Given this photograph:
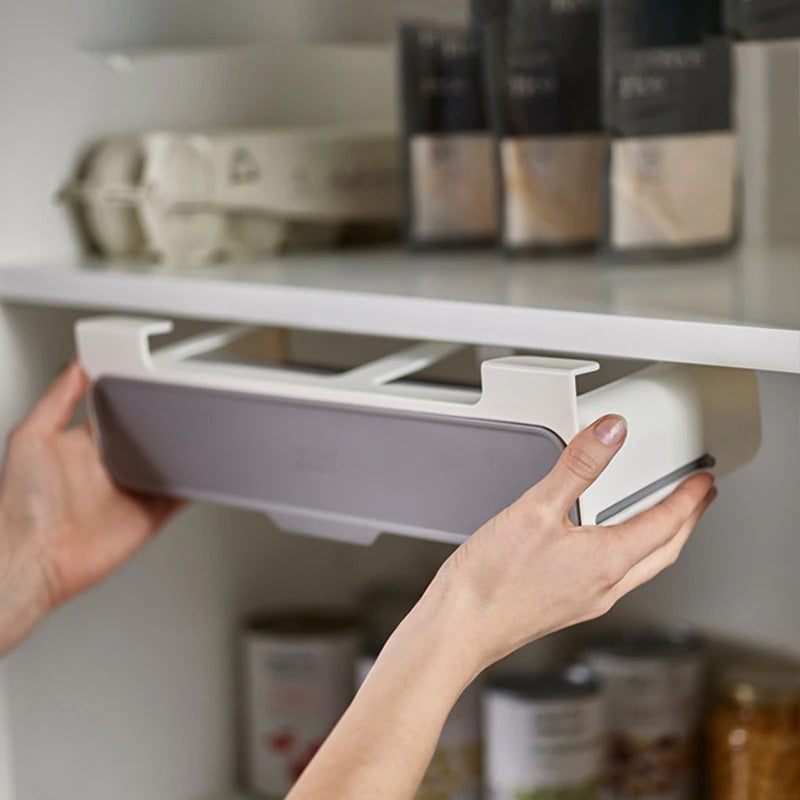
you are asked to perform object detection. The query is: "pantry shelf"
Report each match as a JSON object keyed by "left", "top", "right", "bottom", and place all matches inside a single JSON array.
[
  {"left": 83, "top": 37, "right": 392, "bottom": 73},
  {"left": 1, "top": 245, "right": 799, "bottom": 374}
]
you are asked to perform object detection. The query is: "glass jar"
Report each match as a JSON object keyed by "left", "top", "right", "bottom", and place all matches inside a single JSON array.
[{"left": 709, "top": 665, "right": 800, "bottom": 800}]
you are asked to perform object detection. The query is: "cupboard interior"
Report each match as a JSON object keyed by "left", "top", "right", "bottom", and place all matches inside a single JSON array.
[
  {"left": 1, "top": 306, "right": 799, "bottom": 800},
  {"left": 1, "top": 1, "right": 799, "bottom": 798}
]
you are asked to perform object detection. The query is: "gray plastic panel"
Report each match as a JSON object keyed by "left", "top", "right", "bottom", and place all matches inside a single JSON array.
[{"left": 93, "top": 377, "right": 569, "bottom": 542}]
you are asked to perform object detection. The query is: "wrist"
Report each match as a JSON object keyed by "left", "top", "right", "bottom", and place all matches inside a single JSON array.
[
  {"left": 388, "top": 568, "right": 489, "bottom": 700},
  {"left": 0, "top": 504, "right": 52, "bottom": 657}
]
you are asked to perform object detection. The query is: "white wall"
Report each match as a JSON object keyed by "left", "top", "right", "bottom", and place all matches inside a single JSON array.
[{"left": 736, "top": 42, "right": 800, "bottom": 243}]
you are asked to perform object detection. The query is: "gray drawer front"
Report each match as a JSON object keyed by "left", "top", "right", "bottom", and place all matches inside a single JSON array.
[{"left": 93, "top": 377, "right": 569, "bottom": 540}]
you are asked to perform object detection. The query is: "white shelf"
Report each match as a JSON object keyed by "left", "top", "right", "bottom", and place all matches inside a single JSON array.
[
  {"left": 1, "top": 246, "right": 799, "bottom": 374},
  {"left": 83, "top": 38, "right": 392, "bottom": 73}
]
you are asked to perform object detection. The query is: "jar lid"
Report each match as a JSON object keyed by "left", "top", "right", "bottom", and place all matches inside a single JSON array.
[
  {"left": 244, "top": 611, "right": 358, "bottom": 638},
  {"left": 721, "top": 664, "right": 800, "bottom": 707},
  {"left": 490, "top": 665, "right": 601, "bottom": 701},
  {"left": 586, "top": 627, "right": 703, "bottom": 660}
]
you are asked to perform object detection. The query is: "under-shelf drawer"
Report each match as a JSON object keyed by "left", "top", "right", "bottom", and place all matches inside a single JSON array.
[{"left": 76, "top": 317, "right": 762, "bottom": 545}]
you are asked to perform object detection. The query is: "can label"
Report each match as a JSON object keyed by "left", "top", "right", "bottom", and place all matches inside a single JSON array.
[
  {"left": 243, "top": 632, "right": 358, "bottom": 797},
  {"left": 485, "top": 692, "right": 605, "bottom": 799},
  {"left": 358, "top": 656, "right": 482, "bottom": 800},
  {"left": 587, "top": 654, "right": 703, "bottom": 800}
]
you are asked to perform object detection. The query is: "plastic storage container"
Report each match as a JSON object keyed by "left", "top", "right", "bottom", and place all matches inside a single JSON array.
[{"left": 75, "top": 316, "right": 761, "bottom": 546}]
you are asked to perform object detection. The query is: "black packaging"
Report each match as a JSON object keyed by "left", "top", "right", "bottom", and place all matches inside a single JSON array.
[
  {"left": 471, "top": 0, "right": 511, "bottom": 26},
  {"left": 602, "top": 0, "right": 738, "bottom": 258},
  {"left": 485, "top": 0, "right": 604, "bottom": 252},
  {"left": 724, "top": 0, "right": 800, "bottom": 40},
  {"left": 400, "top": 25, "right": 499, "bottom": 248}
]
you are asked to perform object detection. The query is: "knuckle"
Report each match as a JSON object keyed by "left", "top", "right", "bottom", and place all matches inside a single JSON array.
[
  {"left": 597, "top": 564, "right": 620, "bottom": 590},
  {"left": 562, "top": 446, "right": 600, "bottom": 482},
  {"left": 510, "top": 495, "right": 552, "bottom": 531},
  {"left": 649, "top": 506, "right": 681, "bottom": 544},
  {"left": 595, "top": 547, "right": 627, "bottom": 589},
  {"left": 588, "top": 592, "right": 618, "bottom": 621},
  {"left": 605, "top": 585, "right": 624, "bottom": 613},
  {"left": 666, "top": 542, "right": 684, "bottom": 568}
]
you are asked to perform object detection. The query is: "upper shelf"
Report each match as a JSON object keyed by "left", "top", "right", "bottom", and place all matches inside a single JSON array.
[{"left": 1, "top": 246, "right": 799, "bottom": 374}]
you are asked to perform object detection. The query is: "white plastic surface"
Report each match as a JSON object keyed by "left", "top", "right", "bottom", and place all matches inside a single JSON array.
[
  {"left": 577, "top": 365, "right": 761, "bottom": 525},
  {"left": 4, "top": 244, "right": 800, "bottom": 374},
  {"left": 76, "top": 317, "right": 761, "bottom": 537},
  {"left": 76, "top": 317, "right": 599, "bottom": 446}
]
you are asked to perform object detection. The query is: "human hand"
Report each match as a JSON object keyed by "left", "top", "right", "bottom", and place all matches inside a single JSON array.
[
  {"left": 428, "top": 415, "right": 717, "bottom": 678},
  {"left": 0, "top": 362, "right": 182, "bottom": 656},
  {"left": 286, "top": 418, "right": 716, "bottom": 800}
]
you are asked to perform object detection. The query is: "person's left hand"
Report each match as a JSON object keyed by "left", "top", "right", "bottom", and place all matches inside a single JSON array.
[{"left": 0, "top": 362, "right": 182, "bottom": 655}]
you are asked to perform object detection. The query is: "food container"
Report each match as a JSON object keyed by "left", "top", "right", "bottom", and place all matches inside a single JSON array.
[
  {"left": 471, "top": 0, "right": 509, "bottom": 27},
  {"left": 724, "top": 0, "right": 800, "bottom": 40},
  {"left": 64, "top": 123, "right": 401, "bottom": 264},
  {"left": 484, "top": 666, "right": 605, "bottom": 800},
  {"left": 241, "top": 614, "right": 359, "bottom": 798},
  {"left": 586, "top": 630, "right": 705, "bottom": 799},
  {"left": 400, "top": 24, "right": 499, "bottom": 248},
  {"left": 709, "top": 664, "right": 800, "bottom": 799},
  {"left": 601, "top": 0, "right": 738, "bottom": 260},
  {"left": 484, "top": 0, "right": 604, "bottom": 253}
]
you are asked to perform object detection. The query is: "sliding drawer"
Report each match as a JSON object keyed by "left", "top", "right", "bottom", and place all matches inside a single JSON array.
[{"left": 76, "top": 317, "right": 761, "bottom": 545}]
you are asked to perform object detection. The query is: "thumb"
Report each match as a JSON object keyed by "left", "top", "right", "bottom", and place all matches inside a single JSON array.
[
  {"left": 22, "top": 361, "right": 88, "bottom": 436},
  {"left": 526, "top": 415, "right": 628, "bottom": 518}
]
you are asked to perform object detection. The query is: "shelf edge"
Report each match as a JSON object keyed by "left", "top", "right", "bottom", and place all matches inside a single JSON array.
[{"left": 1, "top": 268, "right": 799, "bottom": 375}]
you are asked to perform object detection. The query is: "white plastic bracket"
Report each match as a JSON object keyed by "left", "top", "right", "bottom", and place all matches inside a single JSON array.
[
  {"left": 76, "top": 316, "right": 600, "bottom": 444},
  {"left": 76, "top": 316, "right": 173, "bottom": 381},
  {"left": 477, "top": 357, "right": 599, "bottom": 443},
  {"left": 334, "top": 341, "right": 465, "bottom": 388}
]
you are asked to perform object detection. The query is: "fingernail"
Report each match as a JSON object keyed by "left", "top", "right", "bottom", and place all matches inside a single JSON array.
[{"left": 595, "top": 416, "right": 627, "bottom": 447}]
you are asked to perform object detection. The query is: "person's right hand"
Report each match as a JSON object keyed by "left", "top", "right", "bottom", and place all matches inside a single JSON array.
[
  {"left": 429, "top": 414, "right": 717, "bottom": 676},
  {"left": 287, "top": 415, "right": 716, "bottom": 800}
]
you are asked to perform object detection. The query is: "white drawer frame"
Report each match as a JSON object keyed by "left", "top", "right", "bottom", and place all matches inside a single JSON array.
[{"left": 76, "top": 316, "right": 762, "bottom": 544}]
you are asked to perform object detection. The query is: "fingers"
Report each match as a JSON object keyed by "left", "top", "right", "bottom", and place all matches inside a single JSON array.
[
  {"left": 608, "top": 472, "right": 715, "bottom": 564},
  {"left": 528, "top": 415, "right": 628, "bottom": 516},
  {"left": 22, "top": 361, "right": 88, "bottom": 437},
  {"left": 612, "top": 485, "right": 717, "bottom": 599}
]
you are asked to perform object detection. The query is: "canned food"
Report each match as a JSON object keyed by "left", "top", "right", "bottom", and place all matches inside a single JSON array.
[
  {"left": 484, "top": 665, "right": 605, "bottom": 800},
  {"left": 709, "top": 663, "right": 800, "bottom": 800},
  {"left": 357, "top": 653, "right": 482, "bottom": 800},
  {"left": 586, "top": 630, "right": 704, "bottom": 799},
  {"left": 241, "top": 614, "right": 359, "bottom": 798}
]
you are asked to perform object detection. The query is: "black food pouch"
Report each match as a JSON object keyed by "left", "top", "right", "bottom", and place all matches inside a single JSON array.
[
  {"left": 485, "top": 0, "right": 604, "bottom": 252},
  {"left": 602, "top": 0, "right": 738, "bottom": 259},
  {"left": 724, "top": 0, "right": 800, "bottom": 40},
  {"left": 471, "top": 0, "right": 511, "bottom": 26},
  {"left": 400, "top": 25, "right": 499, "bottom": 248}
]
